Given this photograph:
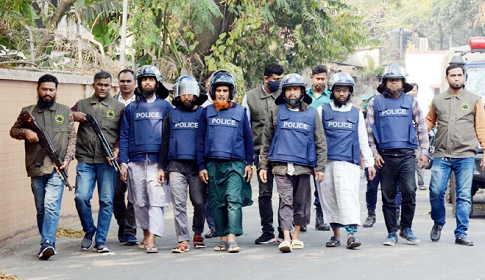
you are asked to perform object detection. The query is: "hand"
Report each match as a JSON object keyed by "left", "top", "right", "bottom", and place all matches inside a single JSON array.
[
  {"left": 244, "top": 165, "right": 253, "bottom": 182},
  {"left": 199, "top": 169, "right": 209, "bottom": 184},
  {"left": 107, "top": 148, "right": 119, "bottom": 166},
  {"left": 367, "top": 166, "right": 377, "bottom": 180},
  {"left": 157, "top": 169, "right": 166, "bottom": 183},
  {"left": 55, "top": 160, "right": 70, "bottom": 173},
  {"left": 25, "top": 129, "right": 39, "bottom": 143},
  {"left": 418, "top": 155, "right": 428, "bottom": 169},
  {"left": 315, "top": 171, "right": 325, "bottom": 183},
  {"left": 374, "top": 153, "right": 385, "bottom": 169},
  {"left": 481, "top": 154, "right": 485, "bottom": 171},
  {"left": 72, "top": 111, "right": 86, "bottom": 122},
  {"left": 120, "top": 164, "right": 128, "bottom": 183},
  {"left": 259, "top": 169, "right": 267, "bottom": 183}
]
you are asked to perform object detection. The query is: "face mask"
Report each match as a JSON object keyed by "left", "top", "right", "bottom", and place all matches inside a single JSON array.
[{"left": 267, "top": 81, "right": 280, "bottom": 93}]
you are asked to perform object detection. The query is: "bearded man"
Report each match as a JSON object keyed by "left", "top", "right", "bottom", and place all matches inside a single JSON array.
[{"left": 119, "top": 65, "right": 173, "bottom": 253}]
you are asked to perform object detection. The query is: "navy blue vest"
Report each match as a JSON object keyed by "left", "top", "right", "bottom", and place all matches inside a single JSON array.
[
  {"left": 168, "top": 107, "right": 203, "bottom": 161},
  {"left": 268, "top": 104, "right": 317, "bottom": 167},
  {"left": 204, "top": 104, "right": 246, "bottom": 161},
  {"left": 129, "top": 99, "right": 171, "bottom": 155},
  {"left": 322, "top": 104, "right": 360, "bottom": 165},
  {"left": 372, "top": 93, "right": 417, "bottom": 150}
]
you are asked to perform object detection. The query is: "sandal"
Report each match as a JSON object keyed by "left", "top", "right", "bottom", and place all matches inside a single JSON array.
[
  {"left": 146, "top": 246, "right": 158, "bottom": 253},
  {"left": 326, "top": 236, "right": 341, "bottom": 247},
  {"left": 291, "top": 240, "right": 304, "bottom": 250},
  {"left": 193, "top": 234, "right": 206, "bottom": 249},
  {"left": 228, "top": 241, "right": 240, "bottom": 253},
  {"left": 138, "top": 242, "right": 148, "bottom": 249},
  {"left": 278, "top": 240, "right": 292, "bottom": 253},
  {"left": 346, "top": 236, "right": 361, "bottom": 249},
  {"left": 172, "top": 242, "right": 190, "bottom": 253},
  {"left": 214, "top": 240, "right": 228, "bottom": 251}
]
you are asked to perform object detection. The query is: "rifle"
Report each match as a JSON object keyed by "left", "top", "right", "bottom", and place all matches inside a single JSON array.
[
  {"left": 20, "top": 110, "right": 73, "bottom": 191},
  {"left": 85, "top": 113, "right": 121, "bottom": 173}
]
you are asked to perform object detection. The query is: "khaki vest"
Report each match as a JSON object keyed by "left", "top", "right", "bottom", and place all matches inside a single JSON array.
[
  {"left": 433, "top": 88, "right": 480, "bottom": 158},
  {"left": 23, "top": 103, "right": 71, "bottom": 177},
  {"left": 246, "top": 86, "right": 279, "bottom": 153},
  {"left": 75, "top": 94, "right": 124, "bottom": 163}
]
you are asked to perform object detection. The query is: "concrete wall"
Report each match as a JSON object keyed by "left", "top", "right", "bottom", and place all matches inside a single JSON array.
[{"left": 0, "top": 68, "right": 118, "bottom": 247}]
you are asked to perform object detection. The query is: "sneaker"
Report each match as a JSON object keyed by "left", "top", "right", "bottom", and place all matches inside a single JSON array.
[
  {"left": 204, "top": 229, "right": 217, "bottom": 239},
  {"left": 93, "top": 244, "right": 110, "bottom": 253},
  {"left": 383, "top": 232, "right": 398, "bottom": 246},
  {"left": 118, "top": 227, "right": 126, "bottom": 243},
  {"left": 455, "top": 235, "right": 474, "bottom": 246},
  {"left": 363, "top": 210, "right": 376, "bottom": 228},
  {"left": 255, "top": 232, "right": 276, "bottom": 244},
  {"left": 300, "top": 225, "right": 307, "bottom": 232},
  {"left": 81, "top": 228, "right": 96, "bottom": 250},
  {"left": 430, "top": 225, "right": 443, "bottom": 242},
  {"left": 125, "top": 234, "right": 138, "bottom": 246},
  {"left": 399, "top": 228, "right": 420, "bottom": 244},
  {"left": 38, "top": 243, "right": 56, "bottom": 260}
]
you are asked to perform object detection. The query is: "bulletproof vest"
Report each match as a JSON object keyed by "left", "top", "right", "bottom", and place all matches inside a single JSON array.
[
  {"left": 76, "top": 94, "right": 124, "bottom": 163},
  {"left": 168, "top": 107, "right": 203, "bottom": 160},
  {"left": 204, "top": 104, "right": 246, "bottom": 161},
  {"left": 322, "top": 104, "right": 360, "bottom": 164},
  {"left": 23, "top": 103, "right": 71, "bottom": 177},
  {"left": 372, "top": 93, "right": 417, "bottom": 150},
  {"left": 268, "top": 104, "right": 317, "bottom": 167},
  {"left": 128, "top": 99, "right": 170, "bottom": 155}
]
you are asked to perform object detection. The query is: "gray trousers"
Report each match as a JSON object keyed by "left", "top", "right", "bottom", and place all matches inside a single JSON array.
[
  {"left": 275, "top": 174, "right": 311, "bottom": 231},
  {"left": 169, "top": 172, "right": 207, "bottom": 242}
]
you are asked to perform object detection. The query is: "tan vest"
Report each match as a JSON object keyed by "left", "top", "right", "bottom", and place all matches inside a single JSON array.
[
  {"left": 75, "top": 94, "right": 124, "bottom": 163},
  {"left": 23, "top": 103, "right": 71, "bottom": 177},
  {"left": 246, "top": 86, "right": 279, "bottom": 153},
  {"left": 433, "top": 88, "right": 480, "bottom": 158}
]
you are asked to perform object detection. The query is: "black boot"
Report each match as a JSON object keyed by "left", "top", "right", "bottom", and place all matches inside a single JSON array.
[
  {"left": 315, "top": 207, "right": 330, "bottom": 231},
  {"left": 363, "top": 210, "right": 376, "bottom": 228}
]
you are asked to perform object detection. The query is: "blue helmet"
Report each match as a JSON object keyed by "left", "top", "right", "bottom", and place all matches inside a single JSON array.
[
  {"left": 377, "top": 64, "right": 413, "bottom": 93},
  {"left": 209, "top": 70, "right": 236, "bottom": 100},
  {"left": 275, "top": 73, "right": 312, "bottom": 105},
  {"left": 172, "top": 75, "right": 207, "bottom": 106},
  {"left": 135, "top": 65, "right": 169, "bottom": 99},
  {"left": 328, "top": 72, "right": 355, "bottom": 93}
]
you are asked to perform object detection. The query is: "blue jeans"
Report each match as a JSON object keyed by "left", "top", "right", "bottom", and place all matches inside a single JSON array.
[
  {"left": 75, "top": 162, "right": 117, "bottom": 246},
  {"left": 31, "top": 172, "right": 64, "bottom": 245},
  {"left": 429, "top": 157, "right": 474, "bottom": 238}
]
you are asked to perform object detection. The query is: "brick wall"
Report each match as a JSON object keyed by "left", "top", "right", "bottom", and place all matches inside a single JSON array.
[{"left": 0, "top": 69, "right": 119, "bottom": 247}]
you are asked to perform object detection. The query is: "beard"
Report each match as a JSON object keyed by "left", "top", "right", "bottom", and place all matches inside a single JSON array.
[
  {"left": 450, "top": 84, "right": 464, "bottom": 90},
  {"left": 333, "top": 96, "right": 350, "bottom": 108},
  {"left": 213, "top": 100, "right": 232, "bottom": 111},
  {"left": 383, "top": 88, "right": 403, "bottom": 97},
  {"left": 37, "top": 96, "right": 56, "bottom": 109},
  {"left": 141, "top": 88, "right": 156, "bottom": 98}
]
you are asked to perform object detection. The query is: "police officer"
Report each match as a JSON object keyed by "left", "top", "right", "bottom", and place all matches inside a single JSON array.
[
  {"left": 196, "top": 70, "right": 254, "bottom": 253},
  {"left": 365, "top": 64, "right": 429, "bottom": 246},
  {"left": 158, "top": 75, "right": 208, "bottom": 253},
  {"left": 317, "top": 72, "right": 375, "bottom": 249},
  {"left": 119, "top": 65, "right": 173, "bottom": 253},
  {"left": 259, "top": 73, "right": 327, "bottom": 253}
]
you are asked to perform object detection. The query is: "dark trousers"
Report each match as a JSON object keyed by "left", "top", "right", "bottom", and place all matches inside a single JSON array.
[
  {"left": 365, "top": 168, "right": 402, "bottom": 211},
  {"left": 379, "top": 151, "right": 416, "bottom": 233},
  {"left": 113, "top": 177, "right": 136, "bottom": 236},
  {"left": 255, "top": 154, "right": 275, "bottom": 234}
]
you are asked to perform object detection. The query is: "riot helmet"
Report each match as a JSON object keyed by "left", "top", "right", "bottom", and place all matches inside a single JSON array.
[
  {"left": 377, "top": 64, "right": 413, "bottom": 93},
  {"left": 209, "top": 70, "right": 236, "bottom": 100},
  {"left": 328, "top": 72, "right": 355, "bottom": 93},
  {"left": 135, "top": 65, "right": 169, "bottom": 99},
  {"left": 275, "top": 73, "right": 312, "bottom": 106},
  {"left": 172, "top": 75, "right": 208, "bottom": 107}
]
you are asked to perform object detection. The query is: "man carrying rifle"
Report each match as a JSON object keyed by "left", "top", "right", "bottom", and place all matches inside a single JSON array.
[
  {"left": 10, "top": 74, "right": 76, "bottom": 260},
  {"left": 71, "top": 71, "right": 124, "bottom": 253}
]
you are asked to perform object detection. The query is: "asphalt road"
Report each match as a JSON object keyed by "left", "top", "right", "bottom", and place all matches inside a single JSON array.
[{"left": 2, "top": 170, "right": 485, "bottom": 280}]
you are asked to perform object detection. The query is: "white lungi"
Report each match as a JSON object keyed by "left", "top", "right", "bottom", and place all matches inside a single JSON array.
[
  {"left": 320, "top": 160, "right": 361, "bottom": 225},
  {"left": 128, "top": 161, "right": 171, "bottom": 237}
]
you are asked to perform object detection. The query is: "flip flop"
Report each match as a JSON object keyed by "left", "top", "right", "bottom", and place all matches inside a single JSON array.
[
  {"left": 228, "top": 241, "right": 240, "bottom": 253},
  {"left": 278, "top": 240, "right": 292, "bottom": 253},
  {"left": 214, "top": 240, "right": 228, "bottom": 251},
  {"left": 172, "top": 242, "right": 190, "bottom": 253},
  {"left": 346, "top": 236, "right": 361, "bottom": 249},
  {"left": 146, "top": 246, "right": 158, "bottom": 253},
  {"left": 326, "top": 236, "right": 341, "bottom": 247},
  {"left": 291, "top": 240, "right": 304, "bottom": 249},
  {"left": 138, "top": 242, "right": 147, "bottom": 249}
]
